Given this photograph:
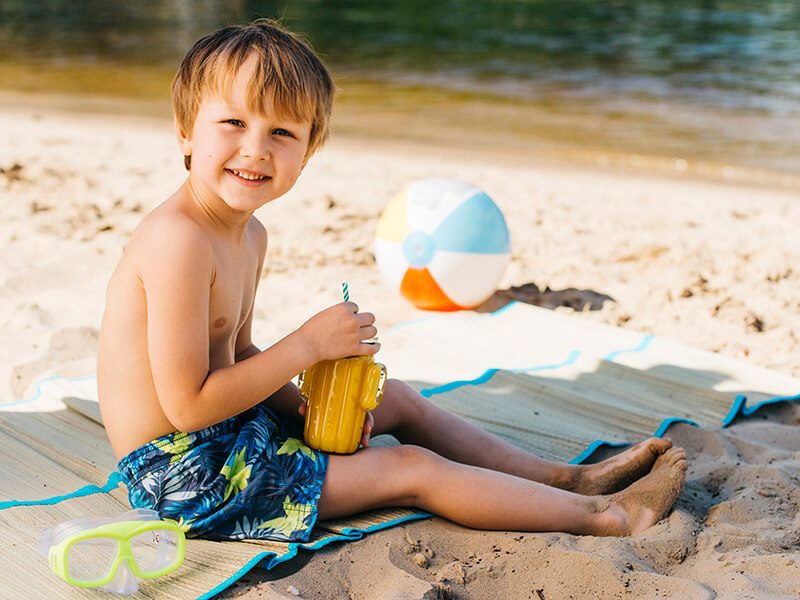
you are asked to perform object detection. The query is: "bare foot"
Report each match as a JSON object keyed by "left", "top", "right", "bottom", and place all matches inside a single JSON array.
[
  {"left": 598, "top": 447, "right": 688, "bottom": 536},
  {"left": 567, "top": 437, "right": 673, "bottom": 495}
]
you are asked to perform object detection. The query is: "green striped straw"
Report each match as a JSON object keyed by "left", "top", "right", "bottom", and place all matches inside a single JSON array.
[{"left": 341, "top": 281, "right": 349, "bottom": 302}]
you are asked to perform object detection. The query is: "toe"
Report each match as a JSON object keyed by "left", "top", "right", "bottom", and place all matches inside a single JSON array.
[
  {"left": 672, "top": 461, "right": 688, "bottom": 482},
  {"left": 654, "top": 447, "right": 682, "bottom": 469},
  {"left": 670, "top": 448, "right": 687, "bottom": 463},
  {"left": 650, "top": 437, "right": 673, "bottom": 453}
]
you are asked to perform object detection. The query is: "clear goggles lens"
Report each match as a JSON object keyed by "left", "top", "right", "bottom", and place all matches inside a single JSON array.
[{"left": 66, "top": 528, "right": 182, "bottom": 583}]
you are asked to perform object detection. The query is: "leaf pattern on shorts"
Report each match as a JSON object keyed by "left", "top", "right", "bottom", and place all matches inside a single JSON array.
[
  {"left": 220, "top": 446, "right": 252, "bottom": 501},
  {"left": 276, "top": 437, "right": 316, "bottom": 461},
  {"left": 161, "top": 432, "right": 192, "bottom": 464},
  {"left": 121, "top": 402, "right": 327, "bottom": 542},
  {"left": 257, "top": 495, "right": 314, "bottom": 538}
]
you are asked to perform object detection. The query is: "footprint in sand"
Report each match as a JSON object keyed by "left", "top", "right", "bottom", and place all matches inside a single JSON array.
[{"left": 399, "top": 532, "right": 436, "bottom": 569}]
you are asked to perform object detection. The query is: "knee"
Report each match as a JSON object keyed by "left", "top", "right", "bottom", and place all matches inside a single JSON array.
[
  {"left": 390, "top": 444, "right": 444, "bottom": 500},
  {"left": 384, "top": 378, "right": 410, "bottom": 400},
  {"left": 393, "top": 443, "right": 437, "bottom": 464},
  {"left": 383, "top": 378, "right": 427, "bottom": 422}
]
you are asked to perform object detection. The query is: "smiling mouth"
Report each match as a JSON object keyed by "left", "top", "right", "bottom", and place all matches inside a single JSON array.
[{"left": 227, "top": 168, "right": 271, "bottom": 182}]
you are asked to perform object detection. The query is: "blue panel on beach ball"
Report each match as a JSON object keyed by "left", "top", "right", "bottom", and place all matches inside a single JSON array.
[
  {"left": 433, "top": 193, "right": 510, "bottom": 254},
  {"left": 403, "top": 230, "right": 436, "bottom": 267}
]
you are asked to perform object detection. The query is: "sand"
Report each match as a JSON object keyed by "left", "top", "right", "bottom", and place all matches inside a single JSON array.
[
  {"left": 222, "top": 404, "right": 800, "bottom": 600},
  {"left": 1, "top": 97, "right": 799, "bottom": 599}
]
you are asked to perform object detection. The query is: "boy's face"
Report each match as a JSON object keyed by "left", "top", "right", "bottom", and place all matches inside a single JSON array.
[{"left": 177, "top": 53, "right": 312, "bottom": 214}]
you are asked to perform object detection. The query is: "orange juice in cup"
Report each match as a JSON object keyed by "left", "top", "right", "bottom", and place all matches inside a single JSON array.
[{"left": 298, "top": 355, "right": 387, "bottom": 454}]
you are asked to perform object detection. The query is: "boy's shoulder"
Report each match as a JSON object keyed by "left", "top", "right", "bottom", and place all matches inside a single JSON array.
[
  {"left": 125, "top": 197, "right": 267, "bottom": 281},
  {"left": 129, "top": 201, "right": 214, "bottom": 266}
]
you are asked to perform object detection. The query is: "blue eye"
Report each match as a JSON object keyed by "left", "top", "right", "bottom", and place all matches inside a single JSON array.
[
  {"left": 273, "top": 128, "right": 294, "bottom": 137},
  {"left": 225, "top": 119, "right": 244, "bottom": 127}
]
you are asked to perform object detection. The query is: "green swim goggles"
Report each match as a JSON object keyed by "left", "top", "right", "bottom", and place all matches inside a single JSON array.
[{"left": 40, "top": 509, "right": 186, "bottom": 594}]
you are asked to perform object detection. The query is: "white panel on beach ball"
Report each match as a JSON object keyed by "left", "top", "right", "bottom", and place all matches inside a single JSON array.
[
  {"left": 374, "top": 177, "right": 511, "bottom": 311},
  {"left": 373, "top": 238, "right": 407, "bottom": 291},
  {"left": 427, "top": 251, "right": 512, "bottom": 308},
  {"left": 404, "top": 177, "right": 479, "bottom": 233}
]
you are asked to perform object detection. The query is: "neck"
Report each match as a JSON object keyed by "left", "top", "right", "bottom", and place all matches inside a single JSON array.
[{"left": 185, "top": 176, "right": 251, "bottom": 240}]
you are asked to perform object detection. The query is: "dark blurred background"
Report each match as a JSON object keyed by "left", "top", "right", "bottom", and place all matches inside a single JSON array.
[{"left": 2, "top": 0, "right": 799, "bottom": 181}]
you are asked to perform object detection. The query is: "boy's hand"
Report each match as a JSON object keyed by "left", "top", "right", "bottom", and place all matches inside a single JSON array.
[
  {"left": 297, "top": 403, "right": 374, "bottom": 448},
  {"left": 298, "top": 302, "right": 380, "bottom": 363}
]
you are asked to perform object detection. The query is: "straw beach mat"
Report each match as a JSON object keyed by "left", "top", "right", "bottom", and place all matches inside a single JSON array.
[
  {"left": 2, "top": 302, "right": 799, "bottom": 598},
  {"left": 0, "top": 374, "right": 428, "bottom": 600}
]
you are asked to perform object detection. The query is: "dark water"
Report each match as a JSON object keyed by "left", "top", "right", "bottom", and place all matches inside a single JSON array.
[{"left": 2, "top": 0, "right": 799, "bottom": 179}]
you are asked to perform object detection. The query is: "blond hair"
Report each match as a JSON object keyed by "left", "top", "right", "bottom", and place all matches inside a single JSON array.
[{"left": 172, "top": 19, "right": 335, "bottom": 170}]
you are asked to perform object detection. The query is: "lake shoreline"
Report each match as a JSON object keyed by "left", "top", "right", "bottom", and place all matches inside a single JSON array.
[{"left": 2, "top": 84, "right": 798, "bottom": 193}]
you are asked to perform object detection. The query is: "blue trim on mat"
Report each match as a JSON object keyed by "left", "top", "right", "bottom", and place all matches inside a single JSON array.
[
  {"left": 421, "top": 369, "right": 500, "bottom": 398},
  {"left": 603, "top": 334, "right": 654, "bottom": 362},
  {"left": 0, "top": 471, "right": 123, "bottom": 510},
  {"left": 3, "top": 373, "right": 97, "bottom": 408},
  {"left": 653, "top": 417, "right": 700, "bottom": 438},
  {"left": 569, "top": 440, "right": 630, "bottom": 465},
  {"left": 569, "top": 417, "right": 703, "bottom": 464},
  {"left": 488, "top": 300, "right": 518, "bottom": 316},
  {"left": 722, "top": 395, "right": 747, "bottom": 427},
  {"left": 197, "top": 512, "right": 433, "bottom": 600},
  {"left": 722, "top": 392, "right": 800, "bottom": 427},
  {"left": 420, "top": 350, "right": 581, "bottom": 398}
]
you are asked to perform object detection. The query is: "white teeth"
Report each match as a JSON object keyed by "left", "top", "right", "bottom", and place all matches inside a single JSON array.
[{"left": 232, "top": 169, "right": 268, "bottom": 181}]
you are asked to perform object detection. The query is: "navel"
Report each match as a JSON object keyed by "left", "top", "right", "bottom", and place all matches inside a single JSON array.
[{"left": 213, "top": 317, "right": 227, "bottom": 328}]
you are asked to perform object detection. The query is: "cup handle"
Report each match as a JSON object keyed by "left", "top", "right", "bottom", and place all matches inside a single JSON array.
[
  {"left": 375, "top": 363, "right": 387, "bottom": 405},
  {"left": 297, "top": 369, "right": 309, "bottom": 402},
  {"left": 361, "top": 363, "right": 387, "bottom": 411}
]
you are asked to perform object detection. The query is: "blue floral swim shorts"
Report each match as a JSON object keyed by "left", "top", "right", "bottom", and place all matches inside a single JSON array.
[{"left": 117, "top": 402, "right": 328, "bottom": 542}]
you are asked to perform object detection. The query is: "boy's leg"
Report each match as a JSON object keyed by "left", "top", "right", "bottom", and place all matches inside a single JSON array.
[
  {"left": 370, "top": 379, "right": 672, "bottom": 494},
  {"left": 316, "top": 444, "right": 687, "bottom": 536}
]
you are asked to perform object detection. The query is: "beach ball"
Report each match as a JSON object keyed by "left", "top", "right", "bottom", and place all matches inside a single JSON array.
[{"left": 374, "top": 177, "right": 511, "bottom": 311}]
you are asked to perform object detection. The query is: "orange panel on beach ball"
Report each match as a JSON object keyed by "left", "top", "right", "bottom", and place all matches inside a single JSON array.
[{"left": 400, "top": 268, "right": 462, "bottom": 312}]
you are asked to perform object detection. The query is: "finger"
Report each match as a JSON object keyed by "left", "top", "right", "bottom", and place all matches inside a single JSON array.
[
  {"left": 361, "top": 413, "right": 373, "bottom": 448},
  {"left": 356, "top": 342, "right": 381, "bottom": 355},
  {"left": 298, "top": 403, "right": 306, "bottom": 416},
  {"left": 343, "top": 301, "right": 359, "bottom": 314},
  {"left": 356, "top": 312, "right": 376, "bottom": 326},
  {"left": 359, "top": 325, "right": 378, "bottom": 340}
]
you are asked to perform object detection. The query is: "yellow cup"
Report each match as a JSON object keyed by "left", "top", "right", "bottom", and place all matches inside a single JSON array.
[{"left": 298, "top": 355, "right": 387, "bottom": 454}]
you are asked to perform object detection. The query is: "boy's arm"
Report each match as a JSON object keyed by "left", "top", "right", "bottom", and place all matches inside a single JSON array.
[
  {"left": 141, "top": 218, "right": 316, "bottom": 432},
  {"left": 142, "top": 218, "right": 378, "bottom": 433},
  {"left": 235, "top": 344, "right": 262, "bottom": 362},
  {"left": 235, "top": 334, "right": 306, "bottom": 423}
]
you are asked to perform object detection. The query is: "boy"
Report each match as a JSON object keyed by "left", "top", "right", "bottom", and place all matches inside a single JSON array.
[{"left": 98, "top": 20, "right": 687, "bottom": 542}]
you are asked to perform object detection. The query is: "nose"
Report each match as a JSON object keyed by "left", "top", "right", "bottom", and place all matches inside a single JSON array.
[{"left": 240, "top": 130, "right": 271, "bottom": 161}]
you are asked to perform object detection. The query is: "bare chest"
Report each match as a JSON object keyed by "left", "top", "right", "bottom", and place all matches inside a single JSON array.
[{"left": 208, "top": 249, "right": 258, "bottom": 356}]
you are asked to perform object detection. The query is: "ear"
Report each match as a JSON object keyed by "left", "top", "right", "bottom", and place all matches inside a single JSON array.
[{"left": 174, "top": 116, "right": 192, "bottom": 157}]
